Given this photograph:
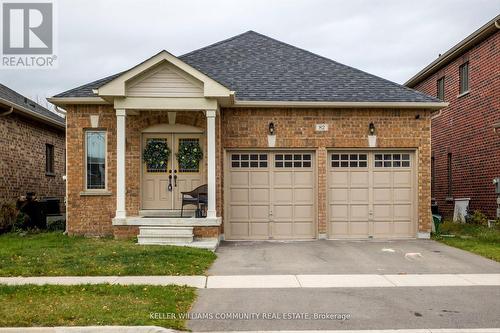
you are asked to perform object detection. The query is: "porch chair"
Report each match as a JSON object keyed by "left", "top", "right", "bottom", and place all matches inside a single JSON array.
[{"left": 180, "top": 184, "right": 208, "bottom": 218}]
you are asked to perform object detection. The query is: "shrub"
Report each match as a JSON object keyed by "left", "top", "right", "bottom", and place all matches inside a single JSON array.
[
  {"left": 439, "top": 220, "right": 462, "bottom": 235},
  {"left": 47, "top": 219, "right": 65, "bottom": 232},
  {"left": 465, "top": 210, "right": 489, "bottom": 226},
  {"left": 0, "top": 203, "right": 18, "bottom": 233}
]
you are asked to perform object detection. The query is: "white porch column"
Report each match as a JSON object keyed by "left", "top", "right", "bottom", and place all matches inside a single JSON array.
[
  {"left": 115, "top": 109, "right": 126, "bottom": 219},
  {"left": 206, "top": 109, "right": 217, "bottom": 219}
]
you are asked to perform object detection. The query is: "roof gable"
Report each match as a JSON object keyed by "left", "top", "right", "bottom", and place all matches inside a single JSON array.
[
  {"left": 126, "top": 62, "right": 204, "bottom": 98},
  {"left": 98, "top": 50, "right": 232, "bottom": 98}
]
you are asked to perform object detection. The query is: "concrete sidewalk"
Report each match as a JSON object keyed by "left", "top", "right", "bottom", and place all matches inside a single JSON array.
[{"left": 0, "top": 274, "right": 499, "bottom": 288}]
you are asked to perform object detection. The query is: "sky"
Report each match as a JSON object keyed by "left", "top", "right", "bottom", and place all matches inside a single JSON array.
[{"left": 0, "top": 0, "right": 498, "bottom": 110}]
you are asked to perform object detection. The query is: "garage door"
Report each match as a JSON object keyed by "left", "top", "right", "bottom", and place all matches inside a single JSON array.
[
  {"left": 227, "top": 151, "right": 315, "bottom": 240},
  {"left": 328, "top": 151, "right": 415, "bottom": 239}
]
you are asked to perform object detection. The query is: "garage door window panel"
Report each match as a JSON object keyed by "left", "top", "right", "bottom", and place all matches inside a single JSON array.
[
  {"left": 332, "top": 153, "right": 367, "bottom": 168},
  {"left": 275, "top": 154, "right": 312, "bottom": 168},
  {"left": 374, "top": 153, "right": 410, "bottom": 168},
  {"left": 231, "top": 154, "right": 268, "bottom": 168}
]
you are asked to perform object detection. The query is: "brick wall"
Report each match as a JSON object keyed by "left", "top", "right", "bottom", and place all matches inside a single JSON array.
[
  {"left": 221, "top": 108, "right": 432, "bottom": 234},
  {"left": 66, "top": 105, "right": 432, "bottom": 237},
  {"left": 412, "top": 30, "right": 500, "bottom": 219},
  {"left": 65, "top": 106, "right": 221, "bottom": 237},
  {"left": 0, "top": 112, "right": 65, "bottom": 209}
]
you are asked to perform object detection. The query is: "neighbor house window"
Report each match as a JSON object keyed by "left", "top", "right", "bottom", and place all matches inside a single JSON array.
[
  {"left": 459, "top": 62, "right": 469, "bottom": 94},
  {"left": 447, "top": 153, "right": 452, "bottom": 197},
  {"left": 45, "top": 144, "right": 54, "bottom": 175},
  {"left": 85, "top": 130, "right": 106, "bottom": 190},
  {"left": 437, "top": 77, "right": 445, "bottom": 100},
  {"left": 431, "top": 156, "right": 435, "bottom": 195}
]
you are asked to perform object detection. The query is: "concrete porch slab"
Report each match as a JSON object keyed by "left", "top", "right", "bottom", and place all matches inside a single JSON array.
[{"left": 112, "top": 216, "right": 221, "bottom": 227}]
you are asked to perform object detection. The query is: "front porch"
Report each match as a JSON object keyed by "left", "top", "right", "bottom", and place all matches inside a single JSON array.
[
  {"left": 94, "top": 51, "right": 232, "bottom": 249},
  {"left": 110, "top": 108, "right": 221, "bottom": 250}
]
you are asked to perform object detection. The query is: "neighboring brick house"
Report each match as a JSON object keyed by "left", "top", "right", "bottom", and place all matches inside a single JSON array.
[
  {"left": 49, "top": 31, "right": 446, "bottom": 248},
  {"left": 0, "top": 84, "right": 66, "bottom": 210},
  {"left": 406, "top": 15, "right": 500, "bottom": 220}
]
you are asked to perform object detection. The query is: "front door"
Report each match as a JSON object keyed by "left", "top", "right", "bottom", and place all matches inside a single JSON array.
[{"left": 142, "top": 133, "right": 204, "bottom": 211}]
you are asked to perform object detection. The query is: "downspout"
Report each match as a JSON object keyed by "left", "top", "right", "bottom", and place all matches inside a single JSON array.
[{"left": 0, "top": 106, "right": 14, "bottom": 116}]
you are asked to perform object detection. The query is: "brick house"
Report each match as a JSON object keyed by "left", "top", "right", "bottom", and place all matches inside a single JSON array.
[
  {"left": 406, "top": 15, "right": 500, "bottom": 220},
  {"left": 49, "top": 31, "right": 446, "bottom": 248},
  {"left": 0, "top": 84, "right": 65, "bottom": 210}
]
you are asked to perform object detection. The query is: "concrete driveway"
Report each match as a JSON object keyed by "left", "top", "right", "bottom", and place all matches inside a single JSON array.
[
  {"left": 208, "top": 239, "right": 500, "bottom": 275},
  {"left": 188, "top": 240, "right": 500, "bottom": 331}
]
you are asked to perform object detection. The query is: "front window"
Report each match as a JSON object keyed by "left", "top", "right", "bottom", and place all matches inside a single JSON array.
[
  {"left": 85, "top": 130, "right": 106, "bottom": 190},
  {"left": 459, "top": 62, "right": 469, "bottom": 94},
  {"left": 45, "top": 144, "right": 54, "bottom": 175},
  {"left": 447, "top": 153, "right": 452, "bottom": 197},
  {"left": 437, "top": 77, "right": 445, "bottom": 100}
]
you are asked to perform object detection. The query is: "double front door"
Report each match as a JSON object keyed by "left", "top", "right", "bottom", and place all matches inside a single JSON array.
[{"left": 142, "top": 133, "right": 204, "bottom": 210}]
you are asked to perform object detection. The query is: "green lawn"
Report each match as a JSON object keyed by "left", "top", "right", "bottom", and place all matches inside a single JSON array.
[
  {"left": 433, "top": 222, "right": 500, "bottom": 262},
  {"left": 0, "top": 284, "right": 195, "bottom": 329},
  {"left": 0, "top": 232, "right": 216, "bottom": 276}
]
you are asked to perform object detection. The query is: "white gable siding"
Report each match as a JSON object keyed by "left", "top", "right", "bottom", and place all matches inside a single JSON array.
[{"left": 126, "top": 63, "right": 203, "bottom": 97}]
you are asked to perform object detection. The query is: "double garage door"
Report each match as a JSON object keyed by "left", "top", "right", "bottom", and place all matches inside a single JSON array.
[{"left": 226, "top": 150, "right": 416, "bottom": 240}]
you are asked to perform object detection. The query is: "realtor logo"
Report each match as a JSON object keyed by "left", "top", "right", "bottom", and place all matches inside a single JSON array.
[{"left": 1, "top": 1, "right": 57, "bottom": 68}]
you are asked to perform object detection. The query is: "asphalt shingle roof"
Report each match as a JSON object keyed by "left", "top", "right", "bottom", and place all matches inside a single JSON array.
[
  {"left": 0, "top": 83, "right": 65, "bottom": 125},
  {"left": 55, "top": 31, "right": 439, "bottom": 103}
]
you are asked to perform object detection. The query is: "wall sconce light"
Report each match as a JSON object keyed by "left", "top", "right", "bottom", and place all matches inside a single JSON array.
[
  {"left": 369, "top": 122, "right": 375, "bottom": 135},
  {"left": 269, "top": 122, "right": 275, "bottom": 135}
]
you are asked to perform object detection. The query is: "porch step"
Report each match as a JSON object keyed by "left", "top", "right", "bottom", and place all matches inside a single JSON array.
[
  {"left": 137, "top": 226, "right": 194, "bottom": 245},
  {"left": 138, "top": 210, "right": 195, "bottom": 218},
  {"left": 139, "top": 226, "right": 194, "bottom": 237},
  {"left": 138, "top": 237, "right": 218, "bottom": 251}
]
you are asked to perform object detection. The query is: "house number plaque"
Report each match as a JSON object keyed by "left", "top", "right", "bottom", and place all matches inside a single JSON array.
[{"left": 315, "top": 123, "right": 328, "bottom": 132}]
